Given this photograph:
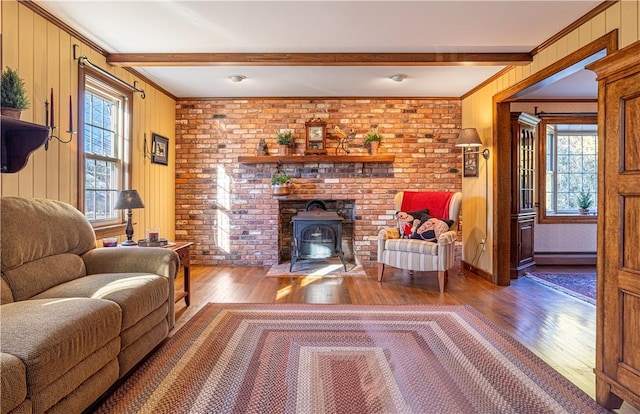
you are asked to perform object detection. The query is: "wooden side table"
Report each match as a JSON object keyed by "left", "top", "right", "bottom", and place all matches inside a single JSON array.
[{"left": 166, "top": 242, "right": 193, "bottom": 306}]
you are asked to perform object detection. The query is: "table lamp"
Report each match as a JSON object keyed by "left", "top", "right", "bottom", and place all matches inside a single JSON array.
[{"left": 114, "top": 189, "right": 145, "bottom": 246}]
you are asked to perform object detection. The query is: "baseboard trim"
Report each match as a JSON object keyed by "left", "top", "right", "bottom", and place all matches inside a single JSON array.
[
  {"left": 460, "top": 261, "right": 494, "bottom": 283},
  {"left": 534, "top": 252, "right": 596, "bottom": 265}
]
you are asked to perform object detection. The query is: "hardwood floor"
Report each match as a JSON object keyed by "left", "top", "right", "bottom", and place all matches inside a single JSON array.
[{"left": 172, "top": 264, "right": 639, "bottom": 413}]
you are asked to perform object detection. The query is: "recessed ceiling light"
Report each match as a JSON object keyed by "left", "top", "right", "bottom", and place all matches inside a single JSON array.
[
  {"left": 390, "top": 74, "right": 408, "bottom": 82},
  {"left": 229, "top": 75, "right": 246, "bottom": 83}
]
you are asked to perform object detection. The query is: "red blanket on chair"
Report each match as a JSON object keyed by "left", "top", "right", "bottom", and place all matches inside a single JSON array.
[{"left": 400, "top": 191, "right": 455, "bottom": 220}]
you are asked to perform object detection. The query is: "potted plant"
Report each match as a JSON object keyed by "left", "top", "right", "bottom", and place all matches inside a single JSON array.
[
  {"left": 271, "top": 162, "right": 291, "bottom": 196},
  {"left": 276, "top": 130, "right": 293, "bottom": 156},
  {"left": 1, "top": 67, "right": 30, "bottom": 120},
  {"left": 577, "top": 191, "right": 594, "bottom": 215},
  {"left": 364, "top": 127, "right": 383, "bottom": 155}
]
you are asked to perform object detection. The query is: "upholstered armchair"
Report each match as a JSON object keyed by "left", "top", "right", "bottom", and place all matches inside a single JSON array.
[{"left": 377, "top": 191, "right": 462, "bottom": 292}]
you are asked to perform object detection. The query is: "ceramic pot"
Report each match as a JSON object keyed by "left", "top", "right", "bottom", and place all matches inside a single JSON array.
[
  {"left": 278, "top": 144, "right": 289, "bottom": 156},
  {"left": 1, "top": 108, "right": 22, "bottom": 120},
  {"left": 369, "top": 141, "right": 380, "bottom": 155}
]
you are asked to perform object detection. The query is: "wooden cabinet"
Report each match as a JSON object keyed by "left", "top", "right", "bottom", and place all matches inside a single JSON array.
[
  {"left": 587, "top": 40, "right": 640, "bottom": 411},
  {"left": 510, "top": 112, "right": 540, "bottom": 278},
  {"left": 1, "top": 116, "right": 48, "bottom": 173}
]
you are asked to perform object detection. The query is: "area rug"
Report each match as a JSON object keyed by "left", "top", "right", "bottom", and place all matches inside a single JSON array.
[
  {"left": 96, "top": 303, "right": 607, "bottom": 413},
  {"left": 525, "top": 272, "right": 596, "bottom": 305},
  {"left": 266, "top": 259, "right": 367, "bottom": 277}
]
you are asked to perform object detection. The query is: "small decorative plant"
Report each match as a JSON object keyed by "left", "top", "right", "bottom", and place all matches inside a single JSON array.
[
  {"left": 271, "top": 161, "right": 291, "bottom": 195},
  {"left": 276, "top": 130, "right": 293, "bottom": 146},
  {"left": 577, "top": 191, "right": 594, "bottom": 214},
  {"left": 271, "top": 171, "right": 291, "bottom": 185},
  {"left": 1, "top": 66, "right": 30, "bottom": 111},
  {"left": 364, "top": 127, "right": 383, "bottom": 143}
]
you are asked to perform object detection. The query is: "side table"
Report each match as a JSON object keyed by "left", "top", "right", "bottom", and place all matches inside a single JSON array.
[{"left": 166, "top": 242, "right": 193, "bottom": 306}]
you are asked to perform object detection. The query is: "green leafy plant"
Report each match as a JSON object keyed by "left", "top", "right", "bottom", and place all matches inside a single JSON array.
[
  {"left": 577, "top": 191, "right": 594, "bottom": 210},
  {"left": 271, "top": 171, "right": 291, "bottom": 185},
  {"left": 276, "top": 130, "right": 293, "bottom": 145},
  {"left": 1, "top": 67, "right": 30, "bottom": 110},
  {"left": 364, "top": 127, "right": 383, "bottom": 143}
]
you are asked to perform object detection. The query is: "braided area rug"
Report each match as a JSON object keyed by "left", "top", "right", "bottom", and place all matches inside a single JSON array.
[{"left": 96, "top": 304, "right": 607, "bottom": 414}]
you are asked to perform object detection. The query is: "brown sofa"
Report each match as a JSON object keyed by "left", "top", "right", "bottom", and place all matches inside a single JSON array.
[{"left": 0, "top": 197, "right": 179, "bottom": 414}]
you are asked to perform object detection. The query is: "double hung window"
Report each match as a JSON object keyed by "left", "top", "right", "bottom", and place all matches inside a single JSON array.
[
  {"left": 79, "top": 68, "right": 132, "bottom": 227},
  {"left": 539, "top": 116, "right": 597, "bottom": 223}
]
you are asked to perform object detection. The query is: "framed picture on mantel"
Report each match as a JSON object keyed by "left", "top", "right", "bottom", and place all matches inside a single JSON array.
[{"left": 305, "top": 118, "right": 327, "bottom": 155}]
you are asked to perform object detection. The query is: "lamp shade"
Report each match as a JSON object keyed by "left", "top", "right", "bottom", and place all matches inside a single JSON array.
[
  {"left": 456, "top": 128, "right": 483, "bottom": 147},
  {"left": 114, "top": 190, "right": 144, "bottom": 210}
]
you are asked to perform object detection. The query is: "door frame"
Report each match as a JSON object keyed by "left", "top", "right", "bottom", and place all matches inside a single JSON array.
[{"left": 490, "top": 31, "right": 617, "bottom": 285}]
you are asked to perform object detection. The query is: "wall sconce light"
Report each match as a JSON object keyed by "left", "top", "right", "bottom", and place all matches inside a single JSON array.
[
  {"left": 229, "top": 75, "right": 246, "bottom": 83},
  {"left": 44, "top": 88, "right": 75, "bottom": 150},
  {"left": 455, "top": 128, "right": 490, "bottom": 159},
  {"left": 456, "top": 127, "right": 490, "bottom": 258},
  {"left": 389, "top": 74, "right": 407, "bottom": 82}
]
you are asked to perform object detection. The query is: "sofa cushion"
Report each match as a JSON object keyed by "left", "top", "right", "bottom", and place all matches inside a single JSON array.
[
  {"left": 0, "top": 197, "right": 96, "bottom": 272},
  {"left": 2, "top": 254, "right": 87, "bottom": 302},
  {"left": 1, "top": 352, "right": 28, "bottom": 414},
  {"left": 385, "top": 238, "right": 439, "bottom": 255},
  {"left": 33, "top": 273, "right": 169, "bottom": 331},
  {"left": 32, "top": 338, "right": 119, "bottom": 414},
  {"left": 0, "top": 298, "right": 121, "bottom": 394},
  {"left": 1, "top": 277, "right": 14, "bottom": 305}
]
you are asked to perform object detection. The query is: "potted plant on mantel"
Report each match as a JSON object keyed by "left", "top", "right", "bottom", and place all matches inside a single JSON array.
[
  {"left": 364, "top": 127, "right": 383, "bottom": 155},
  {"left": 577, "top": 190, "right": 594, "bottom": 215},
  {"left": 276, "top": 130, "right": 293, "bottom": 156},
  {"left": 271, "top": 161, "right": 291, "bottom": 196},
  {"left": 1, "top": 67, "right": 30, "bottom": 120}
]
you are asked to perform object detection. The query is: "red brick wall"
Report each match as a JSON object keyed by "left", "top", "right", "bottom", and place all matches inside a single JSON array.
[{"left": 175, "top": 98, "right": 462, "bottom": 266}]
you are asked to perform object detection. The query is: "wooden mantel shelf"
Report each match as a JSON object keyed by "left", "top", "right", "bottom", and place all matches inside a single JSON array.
[{"left": 238, "top": 154, "right": 395, "bottom": 164}]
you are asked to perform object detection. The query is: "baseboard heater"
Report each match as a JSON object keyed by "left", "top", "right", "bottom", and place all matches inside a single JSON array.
[{"left": 534, "top": 252, "right": 596, "bottom": 265}]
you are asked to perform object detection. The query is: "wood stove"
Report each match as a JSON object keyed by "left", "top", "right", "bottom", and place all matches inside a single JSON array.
[{"left": 290, "top": 210, "right": 347, "bottom": 272}]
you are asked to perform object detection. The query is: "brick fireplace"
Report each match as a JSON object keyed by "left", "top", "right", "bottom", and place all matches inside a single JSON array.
[{"left": 175, "top": 98, "right": 462, "bottom": 267}]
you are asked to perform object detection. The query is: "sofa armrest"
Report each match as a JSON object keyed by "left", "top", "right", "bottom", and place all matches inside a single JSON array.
[
  {"left": 437, "top": 230, "right": 457, "bottom": 246},
  {"left": 82, "top": 247, "right": 180, "bottom": 280},
  {"left": 377, "top": 227, "right": 400, "bottom": 260}
]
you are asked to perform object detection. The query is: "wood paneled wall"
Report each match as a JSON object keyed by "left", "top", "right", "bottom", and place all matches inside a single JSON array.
[
  {"left": 1, "top": 0, "right": 177, "bottom": 242},
  {"left": 461, "top": 1, "right": 640, "bottom": 276}
]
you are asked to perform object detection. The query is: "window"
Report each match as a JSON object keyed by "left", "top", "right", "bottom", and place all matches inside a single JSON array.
[
  {"left": 538, "top": 116, "right": 597, "bottom": 223},
  {"left": 79, "top": 67, "right": 132, "bottom": 226}
]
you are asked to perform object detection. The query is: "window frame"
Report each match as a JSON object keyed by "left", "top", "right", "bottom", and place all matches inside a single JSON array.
[
  {"left": 78, "top": 65, "right": 133, "bottom": 234},
  {"left": 537, "top": 115, "right": 598, "bottom": 224}
]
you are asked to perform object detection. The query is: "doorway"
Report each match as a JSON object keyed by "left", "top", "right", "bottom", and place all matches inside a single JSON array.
[{"left": 491, "top": 31, "right": 617, "bottom": 285}]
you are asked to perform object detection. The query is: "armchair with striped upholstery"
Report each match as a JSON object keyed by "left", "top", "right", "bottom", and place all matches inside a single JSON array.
[{"left": 377, "top": 191, "right": 462, "bottom": 292}]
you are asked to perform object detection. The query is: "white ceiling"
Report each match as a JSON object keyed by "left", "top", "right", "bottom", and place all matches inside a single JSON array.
[{"left": 36, "top": 0, "right": 602, "bottom": 99}]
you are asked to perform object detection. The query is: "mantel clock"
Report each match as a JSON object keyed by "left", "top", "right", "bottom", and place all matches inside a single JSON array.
[{"left": 305, "top": 118, "right": 327, "bottom": 155}]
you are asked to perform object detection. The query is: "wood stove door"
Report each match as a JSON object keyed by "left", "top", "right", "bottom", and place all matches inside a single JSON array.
[{"left": 298, "top": 224, "right": 336, "bottom": 259}]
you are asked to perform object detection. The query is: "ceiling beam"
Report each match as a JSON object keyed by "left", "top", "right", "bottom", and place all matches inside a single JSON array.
[{"left": 106, "top": 52, "right": 532, "bottom": 67}]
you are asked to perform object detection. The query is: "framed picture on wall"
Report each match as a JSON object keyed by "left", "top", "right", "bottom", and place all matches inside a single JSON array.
[
  {"left": 151, "top": 133, "right": 169, "bottom": 165},
  {"left": 463, "top": 150, "right": 478, "bottom": 177}
]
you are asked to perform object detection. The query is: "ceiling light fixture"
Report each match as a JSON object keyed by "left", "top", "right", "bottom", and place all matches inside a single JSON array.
[
  {"left": 389, "top": 74, "right": 407, "bottom": 82},
  {"left": 229, "top": 75, "right": 246, "bottom": 83}
]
